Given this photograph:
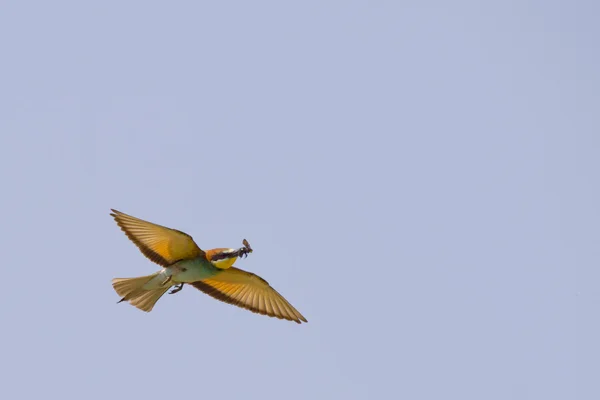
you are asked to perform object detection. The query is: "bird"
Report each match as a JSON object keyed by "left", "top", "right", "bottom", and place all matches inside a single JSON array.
[{"left": 109, "top": 209, "right": 307, "bottom": 324}]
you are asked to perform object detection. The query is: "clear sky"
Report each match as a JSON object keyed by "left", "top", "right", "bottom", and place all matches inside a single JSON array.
[{"left": 0, "top": 1, "right": 597, "bottom": 399}]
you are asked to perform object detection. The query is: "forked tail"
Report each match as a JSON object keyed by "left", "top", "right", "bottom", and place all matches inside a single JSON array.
[{"left": 112, "top": 272, "right": 170, "bottom": 312}]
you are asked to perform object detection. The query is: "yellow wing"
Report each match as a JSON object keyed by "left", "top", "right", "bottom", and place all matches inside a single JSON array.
[
  {"left": 190, "top": 267, "right": 307, "bottom": 324},
  {"left": 110, "top": 209, "right": 204, "bottom": 267}
]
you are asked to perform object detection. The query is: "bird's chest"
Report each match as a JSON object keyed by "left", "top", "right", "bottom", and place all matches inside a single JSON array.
[{"left": 169, "top": 258, "right": 221, "bottom": 283}]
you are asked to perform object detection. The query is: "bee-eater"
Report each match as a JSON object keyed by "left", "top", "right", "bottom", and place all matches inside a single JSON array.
[{"left": 110, "top": 209, "right": 307, "bottom": 324}]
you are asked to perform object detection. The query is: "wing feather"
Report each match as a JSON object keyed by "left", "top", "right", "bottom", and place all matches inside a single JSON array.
[
  {"left": 190, "top": 267, "right": 307, "bottom": 324},
  {"left": 111, "top": 209, "right": 204, "bottom": 267}
]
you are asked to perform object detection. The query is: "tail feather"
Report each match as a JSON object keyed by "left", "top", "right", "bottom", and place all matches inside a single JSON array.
[{"left": 112, "top": 273, "right": 170, "bottom": 312}]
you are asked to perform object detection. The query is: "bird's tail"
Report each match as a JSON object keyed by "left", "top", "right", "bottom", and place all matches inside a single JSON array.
[{"left": 112, "top": 272, "right": 170, "bottom": 312}]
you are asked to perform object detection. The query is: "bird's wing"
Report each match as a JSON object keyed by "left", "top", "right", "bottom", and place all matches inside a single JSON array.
[
  {"left": 110, "top": 209, "right": 204, "bottom": 267},
  {"left": 190, "top": 267, "right": 307, "bottom": 324}
]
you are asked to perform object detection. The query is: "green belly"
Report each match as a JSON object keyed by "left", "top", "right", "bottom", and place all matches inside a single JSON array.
[{"left": 170, "top": 257, "right": 222, "bottom": 283}]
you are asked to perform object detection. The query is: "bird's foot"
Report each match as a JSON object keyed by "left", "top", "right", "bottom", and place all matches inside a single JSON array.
[{"left": 169, "top": 283, "right": 184, "bottom": 295}]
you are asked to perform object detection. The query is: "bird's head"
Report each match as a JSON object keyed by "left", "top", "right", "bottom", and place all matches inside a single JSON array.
[
  {"left": 206, "top": 239, "right": 253, "bottom": 270},
  {"left": 206, "top": 248, "right": 239, "bottom": 269}
]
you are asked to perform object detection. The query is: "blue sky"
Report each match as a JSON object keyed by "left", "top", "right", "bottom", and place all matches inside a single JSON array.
[{"left": 0, "top": 1, "right": 598, "bottom": 399}]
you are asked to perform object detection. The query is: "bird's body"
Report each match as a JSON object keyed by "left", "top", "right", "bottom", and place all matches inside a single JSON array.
[
  {"left": 171, "top": 257, "right": 219, "bottom": 282},
  {"left": 129, "top": 258, "right": 219, "bottom": 290},
  {"left": 110, "top": 209, "right": 307, "bottom": 324}
]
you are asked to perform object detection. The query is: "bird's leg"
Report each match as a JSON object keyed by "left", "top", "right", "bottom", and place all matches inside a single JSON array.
[{"left": 169, "top": 283, "right": 184, "bottom": 295}]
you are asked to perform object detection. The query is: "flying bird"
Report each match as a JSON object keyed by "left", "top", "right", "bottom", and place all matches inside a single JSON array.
[{"left": 110, "top": 209, "right": 307, "bottom": 324}]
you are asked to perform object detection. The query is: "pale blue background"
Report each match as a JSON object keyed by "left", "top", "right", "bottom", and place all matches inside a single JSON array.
[{"left": 0, "top": 1, "right": 597, "bottom": 399}]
